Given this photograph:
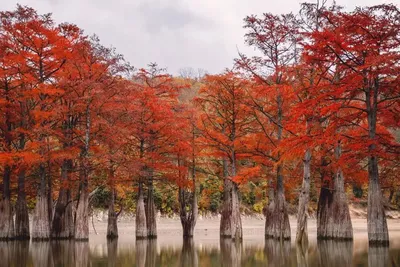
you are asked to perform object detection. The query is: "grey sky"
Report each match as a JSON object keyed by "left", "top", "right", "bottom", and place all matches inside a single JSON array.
[{"left": 3, "top": 0, "right": 399, "bottom": 75}]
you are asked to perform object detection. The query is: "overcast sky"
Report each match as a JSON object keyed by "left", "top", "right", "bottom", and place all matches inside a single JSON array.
[{"left": 3, "top": 0, "right": 399, "bottom": 75}]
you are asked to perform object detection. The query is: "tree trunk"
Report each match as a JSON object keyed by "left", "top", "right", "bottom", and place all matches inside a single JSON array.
[
  {"left": 296, "top": 149, "right": 311, "bottom": 245},
  {"left": 0, "top": 165, "right": 14, "bottom": 240},
  {"left": 51, "top": 160, "right": 74, "bottom": 239},
  {"left": 74, "top": 173, "right": 89, "bottom": 240},
  {"left": 15, "top": 169, "right": 30, "bottom": 240},
  {"left": 367, "top": 155, "right": 389, "bottom": 245},
  {"left": 230, "top": 183, "right": 242, "bottom": 240},
  {"left": 366, "top": 80, "right": 389, "bottom": 245},
  {"left": 145, "top": 172, "right": 157, "bottom": 238},
  {"left": 32, "top": 164, "right": 51, "bottom": 240},
  {"left": 179, "top": 188, "right": 198, "bottom": 238},
  {"left": 107, "top": 188, "right": 118, "bottom": 239},
  {"left": 317, "top": 142, "right": 353, "bottom": 240},
  {"left": 179, "top": 162, "right": 198, "bottom": 238},
  {"left": 265, "top": 165, "right": 290, "bottom": 240},
  {"left": 136, "top": 181, "right": 147, "bottom": 239},
  {"left": 220, "top": 158, "right": 232, "bottom": 237}
]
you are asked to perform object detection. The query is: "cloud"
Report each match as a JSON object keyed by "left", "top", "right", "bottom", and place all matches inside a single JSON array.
[
  {"left": 137, "top": 1, "right": 213, "bottom": 33},
  {"left": 2, "top": 0, "right": 396, "bottom": 75}
]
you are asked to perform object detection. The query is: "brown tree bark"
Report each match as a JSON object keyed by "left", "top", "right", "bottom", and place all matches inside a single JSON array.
[
  {"left": 15, "top": 169, "right": 30, "bottom": 240},
  {"left": 136, "top": 181, "right": 147, "bottom": 239},
  {"left": 296, "top": 149, "right": 311, "bottom": 245},
  {"left": 366, "top": 78, "right": 389, "bottom": 245},
  {"left": 317, "top": 142, "right": 353, "bottom": 240},
  {"left": 51, "top": 160, "right": 74, "bottom": 239},
  {"left": 74, "top": 172, "right": 89, "bottom": 240},
  {"left": 0, "top": 165, "right": 14, "bottom": 240},
  {"left": 107, "top": 188, "right": 118, "bottom": 239},
  {"left": 32, "top": 164, "right": 51, "bottom": 240},
  {"left": 145, "top": 172, "right": 157, "bottom": 238},
  {"left": 179, "top": 158, "right": 198, "bottom": 238},
  {"left": 220, "top": 158, "right": 232, "bottom": 238},
  {"left": 220, "top": 157, "right": 242, "bottom": 240},
  {"left": 265, "top": 165, "right": 291, "bottom": 240}
]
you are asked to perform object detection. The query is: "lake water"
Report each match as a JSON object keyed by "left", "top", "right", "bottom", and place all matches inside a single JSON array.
[{"left": 1, "top": 218, "right": 399, "bottom": 266}]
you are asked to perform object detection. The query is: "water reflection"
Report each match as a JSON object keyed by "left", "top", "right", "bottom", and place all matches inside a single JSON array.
[
  {"left": 264, "top": 239, "right": 292, "bottom": 267},
  {"left": 0, "top": 238, "right": 399, "bottom": 266},
  {"left": 368, "top": 245, "right": 389, "bottom": 267},
  {"left": 317, "top": 240, "right": 353, "bottom": 267}
]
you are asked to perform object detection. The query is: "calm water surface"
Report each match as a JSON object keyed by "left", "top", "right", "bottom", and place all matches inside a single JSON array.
[
  {"left": 1, "top": 218, "right": 400, "bottom": 267},
  {"left": 0, "top": 238, "right": 399, "bottom": 267}
]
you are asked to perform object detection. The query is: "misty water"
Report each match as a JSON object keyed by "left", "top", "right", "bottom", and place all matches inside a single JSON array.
[{"left": 1, "top": 218, "right": 400, "bottom": 267}]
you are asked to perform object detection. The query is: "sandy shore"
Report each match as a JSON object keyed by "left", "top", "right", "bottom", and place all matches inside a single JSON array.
[{"left": 88, "top": 217, "right": 400, "bottom": 249}]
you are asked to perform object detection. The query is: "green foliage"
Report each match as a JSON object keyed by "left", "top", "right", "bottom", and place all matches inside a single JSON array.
[
  {"left": 353, "top": 185, "right": 363, "bottom": 198},
  {"left": 199, "top": 175, "right": 222, "bottom": 213}
]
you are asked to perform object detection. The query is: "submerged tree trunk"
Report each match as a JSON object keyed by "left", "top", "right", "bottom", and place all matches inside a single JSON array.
[
  {"left": 32, "top": 164, "right": 51, "bottom": 240},
  {"left": 179, "top": 187, "right": 198, "bottom": 237},
  {"left": 230, "top": 182, "right": 242, "bottom": 240},
  {"left": 366, "top": 77, "right": 389, "bottom": 245},
  {"left": 220, "top": 155, "right": 242, "bottom": 240},
  {"left": 179, "top": 157, "right": 198, "bottom": 238},
  {"left": 317, "top": 142, "right": 353, "bottom": 240},
  {"left": 107, "top": 187, "right": 118, "bottom": 239},
  {"left": 74, "top": 104, "right": 91, "bottom": 241},
  {"left": 136, "top": 181, "right": 147, "bottom": 239},
  {"left": 74, "top": 169, "right": 89, "bottom": 240},
  {"left": 145, "top": 171, "right": 157, "bottom": 238},
  {"left": 296, "top": 149, "right": 311, "bottom": 245},
  {"left": 367, "top": 155, "right": 389, "bottom": 245},
  {"left": 220, "top": 158, "right": 232, "bottom": 237},
  {"left": 0, "top": 166, "right": 14, "bottom": 240},
  {"left": 265, "top": 165, "right": 290, "bottom": 240},
  {"left": 51, "top": 160, "right": 74, "bottom": 239},
  {"left": 15, "top": 169, "right": 30, "bottom": 240}
]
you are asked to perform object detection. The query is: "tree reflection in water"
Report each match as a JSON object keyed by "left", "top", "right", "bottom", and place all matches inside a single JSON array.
[
  {"left": 107, "top": 239, "right": 118, "bottom": 267},
  {"left": 0, "top": 236, "right": 399, "bottom": 266},
  {"left": 317, "top": 240, "right": 353, "bottom": 267},
  {"left": 264, "top": 239, "right": 292, "bottom": 267},
  {"left": 368, "top": 245, "right": 389, "bottom": 267},
  {"left": 180, "top": 238, "right": 198, "bottom": 267},
  {"left": 31, "top": 241, "right": 52, "bottom": 267},
  {"left": 220, "top": 238, "right": 242, "bottom": 267}
]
